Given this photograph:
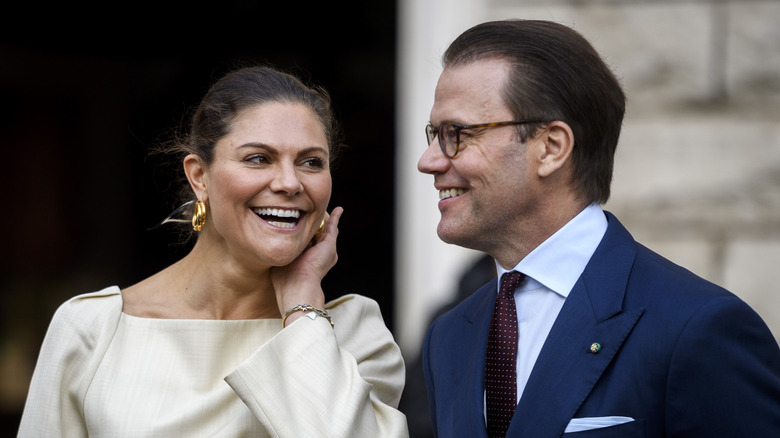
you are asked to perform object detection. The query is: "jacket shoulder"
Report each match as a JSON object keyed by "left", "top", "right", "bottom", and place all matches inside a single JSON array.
[{"left": 50, "top": 286, "right": 124, "bottom": 338}]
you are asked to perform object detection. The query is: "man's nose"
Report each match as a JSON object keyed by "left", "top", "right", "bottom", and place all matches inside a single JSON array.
[{"left": 418, "top": 136, "right": 450, "bottom": 174}]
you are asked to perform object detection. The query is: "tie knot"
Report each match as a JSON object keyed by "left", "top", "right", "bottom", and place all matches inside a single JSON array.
[{"left": 499, "top": 271, "right": 524, "bottom": 298}]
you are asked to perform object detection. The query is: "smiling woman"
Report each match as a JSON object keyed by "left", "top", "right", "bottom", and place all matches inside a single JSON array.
[
  {"left": 182, "top": 102, "right": 334, "bottom": 276},
  {"left": 17, "top": 66, "right": 409, "bottom": 437}
]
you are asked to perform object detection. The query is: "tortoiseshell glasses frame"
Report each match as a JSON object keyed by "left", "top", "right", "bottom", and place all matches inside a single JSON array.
[{"left": 425, "top": 120, "right": 548, "bottom": 158}]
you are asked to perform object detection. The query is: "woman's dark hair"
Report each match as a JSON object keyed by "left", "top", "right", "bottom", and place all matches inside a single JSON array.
[
  {"left": 443, "top": 20, "right": 626, "bottom": 204},
  {"left": 159, "top": 65, "right": 342, "bottom": 207}
]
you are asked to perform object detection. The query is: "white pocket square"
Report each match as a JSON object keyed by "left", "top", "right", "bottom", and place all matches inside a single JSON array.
[{"left": 564, "top": 416, "right": 635, "bottom": 433}]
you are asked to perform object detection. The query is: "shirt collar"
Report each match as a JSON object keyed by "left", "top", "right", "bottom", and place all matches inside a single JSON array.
[{"left": 496, "top": 203, "right": 607, "bottom": 298}]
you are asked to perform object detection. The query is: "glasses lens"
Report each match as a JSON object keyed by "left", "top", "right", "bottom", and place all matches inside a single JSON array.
[
  {"left": 425, "top": 124, "right": 435, "bottom": 145},
  {"left": 441, "top": 124, "right": 457, "bottom": 157}
]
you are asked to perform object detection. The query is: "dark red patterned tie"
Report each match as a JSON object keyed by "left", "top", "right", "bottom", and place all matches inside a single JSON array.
[{"left": 486, "top": 271, "right": 524, "bottom": 437}]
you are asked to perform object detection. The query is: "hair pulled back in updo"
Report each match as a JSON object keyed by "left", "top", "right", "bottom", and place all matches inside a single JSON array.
[{"left": 159, "top": 65, "right": 343, "bottom": 207}]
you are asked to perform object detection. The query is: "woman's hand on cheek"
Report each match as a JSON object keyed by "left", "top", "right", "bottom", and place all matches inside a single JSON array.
[{"left": 271, "top": 207, "right": 344, "bottom": 321}]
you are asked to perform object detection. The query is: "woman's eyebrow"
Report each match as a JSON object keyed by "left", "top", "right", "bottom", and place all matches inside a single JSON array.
[{"left": 237, "top": 142, "right": 275, "bottom": 152}]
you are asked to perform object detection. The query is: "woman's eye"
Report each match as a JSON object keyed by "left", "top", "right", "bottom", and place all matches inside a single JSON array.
[
  {"left": 302, "top": 157, "right": 325, "bottom": 169},
  {"left": 246, "top": 154, "right": 269, "bottom": 165}
]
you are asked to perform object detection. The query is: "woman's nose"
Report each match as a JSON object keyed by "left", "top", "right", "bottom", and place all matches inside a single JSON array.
[{"left": 270, "top": 164, "right": 303, "bottom": 195}]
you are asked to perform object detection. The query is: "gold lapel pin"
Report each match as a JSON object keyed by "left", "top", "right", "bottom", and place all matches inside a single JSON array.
[{"left": 589, "top": 342, "right": 602, "bottom": 354}]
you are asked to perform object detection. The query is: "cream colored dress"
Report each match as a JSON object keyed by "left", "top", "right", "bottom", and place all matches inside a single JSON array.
[{"left": 18, "top": 287, "right": 408, "bottom": 437}]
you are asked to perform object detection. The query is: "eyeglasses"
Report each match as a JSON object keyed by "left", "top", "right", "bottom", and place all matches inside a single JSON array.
[{"left": 425, "top": 120, "right": 547, "bottom": 158}]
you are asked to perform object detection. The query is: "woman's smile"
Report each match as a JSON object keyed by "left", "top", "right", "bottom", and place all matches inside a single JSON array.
[{"left": 253, "top": 207, "right": 304, "bottom": 229}]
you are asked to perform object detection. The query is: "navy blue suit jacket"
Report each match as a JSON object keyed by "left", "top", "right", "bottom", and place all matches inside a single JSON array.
[{"left": 423, "top": 212, "right": 780, "bottom": 437}]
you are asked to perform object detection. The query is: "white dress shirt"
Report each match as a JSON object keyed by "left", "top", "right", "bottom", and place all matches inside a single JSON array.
[{"left": 494, "top": 203, "right": 608, "bottom": 404}]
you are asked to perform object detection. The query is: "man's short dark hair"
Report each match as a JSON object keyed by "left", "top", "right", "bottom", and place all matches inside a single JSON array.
[{"left": 443, "top": 19, "right": 626, "bottom": 204}]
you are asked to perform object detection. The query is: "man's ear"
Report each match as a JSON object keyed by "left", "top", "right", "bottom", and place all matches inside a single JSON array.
[
  {"left": 183, "top": 154, "right": 209, "bottom": 201},
  {"left": 536, "top": 121, "right": 575, "bottom": 178}
]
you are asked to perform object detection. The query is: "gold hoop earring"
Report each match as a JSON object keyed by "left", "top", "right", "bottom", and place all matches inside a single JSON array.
[
  {"left": 313, "top": 218, "right": 325, "bottom": 241},
  {"left": 192, "top": 200, "right": 207, "bottom": 231}
]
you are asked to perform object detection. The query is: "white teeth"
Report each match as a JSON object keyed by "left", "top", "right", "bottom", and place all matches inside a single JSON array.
[
  {"left": 253, "top": 208, "right": 301, "bottom": 218},
  {"left": 266, "top": 220, "right": 296, "bottom": 229},
  {"left": 439, "top": 188, "right": 466, "bottom": 200},
  {"left": 253, "top": 208, "right": 302, "bottom": 229}
]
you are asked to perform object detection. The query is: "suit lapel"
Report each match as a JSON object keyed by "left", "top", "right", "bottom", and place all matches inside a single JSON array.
[
  {"left": 508, "top": 213, "right": 644, "bottom": 437},
  {"left": 452, "top": 279, "right": 497, "bottom": 438}
]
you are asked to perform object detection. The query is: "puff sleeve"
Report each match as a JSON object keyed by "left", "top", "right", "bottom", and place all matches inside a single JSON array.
[
  {"left": 224, "top": 294, "right": 409, "bottom": 437},
  {"left": 17, "top": 288, "right": 123, "bottom": 437}
]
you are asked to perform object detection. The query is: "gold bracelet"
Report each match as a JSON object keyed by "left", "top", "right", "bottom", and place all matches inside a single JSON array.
[{"left": 282, "top": 304, "right": 334, "bottom": 328}]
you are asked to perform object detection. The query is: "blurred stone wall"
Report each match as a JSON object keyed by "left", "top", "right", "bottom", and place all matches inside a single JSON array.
[{"left": 486, "top": 0, "right": 780, "bottom": 338}]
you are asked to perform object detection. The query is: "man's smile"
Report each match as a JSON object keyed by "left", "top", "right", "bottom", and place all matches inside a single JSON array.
[{"left": 439, "top": 188, "right": 467, "bottom": 200}]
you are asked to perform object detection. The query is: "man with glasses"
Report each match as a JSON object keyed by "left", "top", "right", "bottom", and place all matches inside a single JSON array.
[{"left": 417, "top": 19, "right": 780, "bottom": 437}]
